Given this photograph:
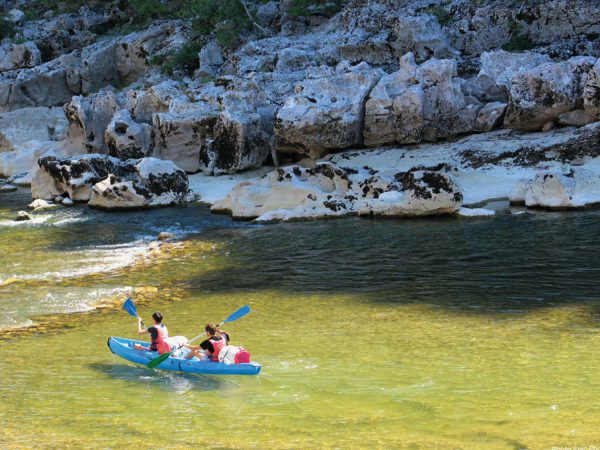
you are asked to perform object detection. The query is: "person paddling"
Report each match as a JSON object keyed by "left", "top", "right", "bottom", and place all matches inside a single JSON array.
[
  {"left": 134, "top": 311, "right": 170, "bottom": 354},
  {"left": 184, "top": 323, "right": 229, "bottom": 361}
]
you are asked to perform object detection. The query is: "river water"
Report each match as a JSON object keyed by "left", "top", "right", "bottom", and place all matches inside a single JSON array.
[{"left": 1, "top": 187, "right": 600, "bottom": 448}]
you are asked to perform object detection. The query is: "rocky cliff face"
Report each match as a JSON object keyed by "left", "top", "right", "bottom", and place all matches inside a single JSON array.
[{"left": 1, "top": 0, "right": 600, "bottom": 216}]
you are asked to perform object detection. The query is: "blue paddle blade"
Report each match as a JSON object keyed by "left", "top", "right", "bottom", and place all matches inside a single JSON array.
[
  {"left": 123, "top": 298, "right": 137, "bottom": 318},
  {"left": 223, "top": 305, "right": 251, "bottom": 323}
]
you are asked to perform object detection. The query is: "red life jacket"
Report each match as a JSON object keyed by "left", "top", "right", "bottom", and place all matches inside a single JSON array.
[
  {"left": 209, "top": 336, "right": 227, "bottom": 361},
  {"left": 151, "top": 324, "right": 170, "bottom": 354}
]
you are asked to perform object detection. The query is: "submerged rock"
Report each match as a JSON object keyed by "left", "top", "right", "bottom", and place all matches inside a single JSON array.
[
  {"left": 16, "top": 210, "right": 31, "bottom": 221},
  {"left": 0, "top": 184, "right": 18, "bottom": 192},
  {"left": 28, "top": 198, "right": 57, "bottom": 211}
]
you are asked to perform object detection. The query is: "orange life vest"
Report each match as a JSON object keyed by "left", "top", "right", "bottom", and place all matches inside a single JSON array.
[
  {"left": 208, "top": 336, "right": 227, "bottom": 361},
  {"left": 151, "top": 324, "right": 170, "bottom": 354}
]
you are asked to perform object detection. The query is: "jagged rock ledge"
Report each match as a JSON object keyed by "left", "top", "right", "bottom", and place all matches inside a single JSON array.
[{"left": 189, "top": 122, "right": 600, "bottom": 221}]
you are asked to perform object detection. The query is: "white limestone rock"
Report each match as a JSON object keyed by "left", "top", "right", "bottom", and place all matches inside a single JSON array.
[
  {"left": 504, "top": 56, "right": 597, "bottom": 131},
  {"left": 115, "top": 22, "right": 190, "bottom": 85},
  {"left": 197, "top": 40, "right": 224, "bottom": 77},
  {"left": 457, "top": 207, "right": 495, "bottom": 217},
  {"left": 557, "top": 110, "right": 596, "bottom": 127},
  {"left": 524, "top": 168, "right": 600, "bottom": 209},
  {"left": 0, "top": 184, "right": 18, "bottom": 192},
  {"left": 0, "top": 140, "right": 60, "bottom": 180},
  {"left": 213, "top": 163, "right": 462, "bottom": 221},
  {"left": 477, "top": 50, "right": 551, "bottom": 90},
  {"left": 28, "top": 199, "right": 58, "bottom": 211},
  {"left": 16, "top": 210, "right": 31, "bottom": 221},
  {"left": 126, "top": 80, "right": 187, "bottom": 124},
  {"left": 212, "top": 164, "right": 353, "bottom": 219},
  {"left": 32, "top": 154, "right": 189, "bottom": 208},
  {"left": 583, "top": 58, "right": 600, "bottom": 119},
  {"left": 364, "top": 55, "right": 481, "bottom": 147},
  {"left": 32, "top": 154, "right": 130, "bottom": 201},
  {"left": 392, "top": 14, "right": 458, "bottom": 63},
  {"left": 64, "top": 92, "right": 122, "bottom": 154},
  {"left": 363, "top": 53, "right": 422, "bottom": 146},
  {"left": 89, "top": 176, "right": 148, "bottom": 209},
  {"left": 105, "top": 110, "right": 152, "bottom": 159},
  {"left": 0, "top": 107, "right": 67, "bottom": 152},
  {"left": 6, "top": 9, "right": 25, "bottom": 25},
  {"left": 0, "top": 53, "right": 79, "bottom": 112},
  {"left": 0, "top": 23, "right": 191, "bottom": 112},
  {"left": 153, "top": 81, "right": 270, "bottom": 175},
  {"left": 0, "top": 41, "right": 42, "bottom": 72},
  {"left": 474, "top": 102, "right": 507, "bottom": 132},
  {"left": 274, "top": 64, "right": 383, "bottom": 158},
  {"left": 355, "top": 170, "right": 463, "bottom": 217},
  {"left": 88, "top": 158, "right": 189, "bottom": 209}
]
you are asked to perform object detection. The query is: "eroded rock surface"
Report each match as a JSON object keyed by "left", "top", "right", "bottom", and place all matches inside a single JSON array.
[
  {"left": 504, "top": 56, "right": 597, "bottom": 131},
  {"left": 89, "top": 158, "right": 189, "bottom": 209},
  {"left": 274, "top": 63, "right": 383, "bottom": 158},
  {"left": 212, "top": 162, "right": 462, "bottom": 220},
  {"left": 32, "top": 154, "right": 189, "bottom": 208},
  {"left": 105, "top": 110, "right": 152, "bottom": 159},
  {"left": 523, "top": 168, "right": 600, "bottom": 209}
]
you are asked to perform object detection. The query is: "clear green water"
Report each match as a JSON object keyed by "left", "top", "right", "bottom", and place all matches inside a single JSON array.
[{"left": 1, "top": 188, "right": 600, "bottom": 448}]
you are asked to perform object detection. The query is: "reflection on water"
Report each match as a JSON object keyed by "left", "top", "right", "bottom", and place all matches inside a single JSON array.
[
  {"left": 88, "top": 363, "right": 235, "bottom": 392},
  {"left": 1, "top": 189, "right": 600, "bottom": 448}
]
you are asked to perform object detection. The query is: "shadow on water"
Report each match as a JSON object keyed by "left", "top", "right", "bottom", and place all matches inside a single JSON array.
[
  {"left": 174, "top": 210, "right": 600, "bottom": 315},
  {"left": 6, "top": 182, "right": 600, "bottom": 316},
  {"left": 88, "top": 363, "right": 236, "bottom": 392}
]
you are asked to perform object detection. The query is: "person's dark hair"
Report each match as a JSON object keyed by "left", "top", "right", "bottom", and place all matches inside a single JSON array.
[
  {"left": 152, "top": 311, "right": 163, "bottom": 323},
  {"left": 205, "top": 323, "right": 217, "bottom": 335}
]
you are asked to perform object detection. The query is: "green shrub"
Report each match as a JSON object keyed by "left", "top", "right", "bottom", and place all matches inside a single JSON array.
[
  {"left": 187, "top": 0, "right": 251, "bottom": 40},
  {"left": 422, "top": 6, "right": 452, "bottom": 26},
  {"left": 161, "top": 41, "right": 202, "bottom": 75},
  {"left": 502, "top": 21, "right": 535, "bottom": 51},
  {"left": 13, "top": 35, "right": 27, "bottom": 44},
  {"left": 0, "top": 18, "right": 15, "bottom": 40},
  {"left": 128, "top": 0, "right": 170, "bottom": 24}
]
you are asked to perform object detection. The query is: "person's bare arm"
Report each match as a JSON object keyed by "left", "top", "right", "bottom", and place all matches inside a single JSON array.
[{"left": 136, "top": 317, "right": 147, "bottom": 335}]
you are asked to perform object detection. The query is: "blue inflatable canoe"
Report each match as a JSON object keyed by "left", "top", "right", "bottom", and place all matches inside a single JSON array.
[{"left": 107, "top": 337, "right": 261, "bottom": 375}]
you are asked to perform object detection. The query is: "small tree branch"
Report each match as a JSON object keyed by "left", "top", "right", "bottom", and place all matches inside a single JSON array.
[{"left": 238, "top": 0, "right": 269, "bottom": 35}]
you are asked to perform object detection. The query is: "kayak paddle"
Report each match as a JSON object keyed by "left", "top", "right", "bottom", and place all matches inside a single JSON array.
[
  {"left": 123, "top": 298, "right": 144, "bottom": 327},
  {"left": 146, "top": 305, "right": 251, "bottom": 369}
]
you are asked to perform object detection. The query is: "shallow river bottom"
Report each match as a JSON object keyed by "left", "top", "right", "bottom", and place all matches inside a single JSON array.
[{"left": 1, "top": 189, "right": 600, "bottom": 448}]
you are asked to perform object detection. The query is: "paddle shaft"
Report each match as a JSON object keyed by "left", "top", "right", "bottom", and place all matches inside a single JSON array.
[
  {"left": 188, "top": 321, "right": 226, "bottom": 345},
  {"left": 146, "top": 305, "right": 250, "bottom": 368}
]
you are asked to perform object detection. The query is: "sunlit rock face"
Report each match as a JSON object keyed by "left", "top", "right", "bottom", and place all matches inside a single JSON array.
[
  {"left": 32, "top": 154, "right": 189, "bottom": 209},
  {"left": 273, "top": 63, "right": 383, "bottom": 159},
  {"left": 212, "top": 162, "right": 462, "bottom": 221},
  {"left": 523, "top": 168, "right": 600, "bottom": 209}
]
